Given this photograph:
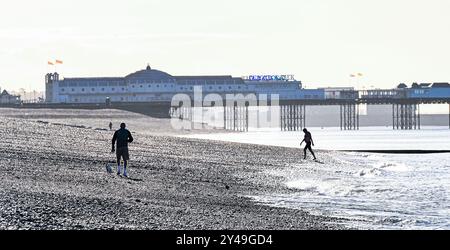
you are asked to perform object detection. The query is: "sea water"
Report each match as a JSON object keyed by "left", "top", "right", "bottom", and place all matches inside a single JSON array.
[{"left": 182, "top": 126, "right": 450, "bottom": 229}]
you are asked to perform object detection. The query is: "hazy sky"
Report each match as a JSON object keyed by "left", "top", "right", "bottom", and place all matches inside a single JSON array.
[{"left": 1, "top": 0, "right": 450, "bottom": 92}]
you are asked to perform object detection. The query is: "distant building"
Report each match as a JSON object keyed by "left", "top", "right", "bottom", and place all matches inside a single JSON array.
[
  {"left": 397, "top": 83, "right": 408, "bottom": 89},
  {"left": 431, "top": 82, "right": 450, "bottom": 88},
  {"left": 0, "top": 89, "right": 21, "bottom": 105},
  {"left": 44, "top": 65, "right": 325, "bottom": 104}
]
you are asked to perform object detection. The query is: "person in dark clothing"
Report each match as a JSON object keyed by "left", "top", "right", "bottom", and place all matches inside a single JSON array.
[
  {"left": 112, "top": 123, "right": 134, "bottom": 177},
  {"left": 109, "top": 122, "right": 113, "bottom": 130},
  {"left": 300, "top": 128, "right": 317, "bottom": 160}
]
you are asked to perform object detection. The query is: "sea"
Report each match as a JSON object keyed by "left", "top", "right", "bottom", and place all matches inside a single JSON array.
[{"left": 182, "top": 126, "right": 450, "bottom": 229}]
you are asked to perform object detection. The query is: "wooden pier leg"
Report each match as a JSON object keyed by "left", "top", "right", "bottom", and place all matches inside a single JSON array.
[
  {"left": 239, "top": 105, "right": 242, "bottom": 132},
  {"left": 234, "top": 105, "right": 237, "bottom": 131},
  {"left": 238, "top": 105, "right": 241, "bottom": 131},
  {"left": 241, "top": 105, "right": 244, "bottom": 132},
  {"left": 303, "top": 105, "right": 306, "bottom": 129},
  {"left": 409, "top": 104, "right": 413, "bottom": 130},
  {"left": 280, "top": 105, "right": 283, "bottom": 131},
  {"left": 345, "top": 104, "right": 348, "bottom": 130},
  {"left": 348, "top": 104, "right": 351, "bottom": 130},
  {"left": 352, "top": 104, "right": 354, "bottom": 130},
  {"left": 290, "top": 105, "right": 293, "bottom": 131},
  {"left": 402, "top": 104, "right": 404, "bottom": 130},
  {"left": 242, "top": 105, "right": 245, "bottom": 132},
  {"left": 408, "top": 104, "right": 411, "bottom": 130},
  {"left": 349, "top": 104, "right": 352, "bottom": 130},
  {"left": 350, "top": 104, "right": 352, "bottom": 130},
  {"left": 400, "top": 104, "right": 402, "bottom": 129},
  {"left": 223, "top": 105, "right": 226, "bottom": 130},
  {"left": 246, "top": 105, "right": 249, "bottom": 132},
  {"left": 287, "top": 105, "right": 290, "bottom": 131},
  {"left": 345, "top": 104, "right": 347, "bottom": 130},
  {"left": 299, "top": 105, "right": 302, "bottom": 130},
  {"left": 291, "top": 105, "right": 294, "bottom": 131},
  {"left": 300, "top": 105, "right": 304, "bottom": 129},
  {"left": 294, "top": 105, "right": 297, "bottom": 131},
  {"left": 227, "top": 106, "right": 230, "bottom": 130},
  {"left": 286, "top": 105, "right": 289, "bottom": 131},
  {"left": 418, "top": 104, "right": 421, "bottom": 130},
  {"left": 284, "top": 105, "right": 287, "bottom": 131},
  {"left": 357, "top": 104, "right": 360, "bottom": 130},
  {"left": 291, "top": 105, "right": 295, "bottom": 131},
  {"left": 397, "top": 104, "right": 399, "bottom": 130},
  {"left": 400, "top": 104, "right": 404, "bottom": 130},
  {"left": 292, "top": 105, "right": 296, "bottom": 131},
  {"left": 392, "top": 104, "right": 395, "bottom": 130},
  {"left": 237, "top": 105, "right": 240, "bottom": 132},
  {"left": 343, "top": 104, "right": 345, "bottom": 130},
  {"left": 406, "top": 104, "right": 409, "bottom": 130}
]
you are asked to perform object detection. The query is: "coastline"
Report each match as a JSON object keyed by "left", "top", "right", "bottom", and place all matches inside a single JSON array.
[{"left": 0, "top": 108, "right": 348, "bottom": 230}]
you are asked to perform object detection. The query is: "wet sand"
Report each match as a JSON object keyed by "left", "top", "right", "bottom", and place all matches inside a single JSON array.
[{"left": 0, "top": 108, "right": 347, "bottom": 229}]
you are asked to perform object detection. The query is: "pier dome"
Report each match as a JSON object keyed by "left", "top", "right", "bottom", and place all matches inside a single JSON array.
[{"left": 125, "top": 65, "right": 175, "bottom": 81}]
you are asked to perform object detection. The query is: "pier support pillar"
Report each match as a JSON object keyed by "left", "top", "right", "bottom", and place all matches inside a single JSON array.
[
  {"left": 169, "top": 102, "right": 194, "bottom": 129},
  {"left": 340, "top": 103, "right": 359, "bottom": 130},
  {"left": 169, "top": 104, "right": 191, "bottom": 121},
  {"left": 280, "top": 104, "right": 306, "bottom": 131},
  {"left": 393, "top": 103, "right": 420, "bottom": 130},
  {"left": 223, "top": 102, "right": 249, "bottom": 132}
]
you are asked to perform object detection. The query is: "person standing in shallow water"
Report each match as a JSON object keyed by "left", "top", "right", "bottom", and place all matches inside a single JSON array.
[
  {"left": 300, "top": 128, "right": 317, "bottom": 160},
  {"left": 112, "top": 123, "right": 134, "bottom": 177}
]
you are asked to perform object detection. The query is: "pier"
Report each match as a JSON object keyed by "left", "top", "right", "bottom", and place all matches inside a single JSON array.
[{"left": 4, "top": 87, "right": 450, "bottom": 132}]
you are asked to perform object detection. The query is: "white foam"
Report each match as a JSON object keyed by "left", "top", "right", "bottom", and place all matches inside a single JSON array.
[
  {"left": 356, "top": 168, "right": 382, "bottom": 177},
  {"left": 286, "top": 178, "right": 355, "bottom": 196},
  {"left": 253, "top": 151, "right": 450, "bottom": 229},
  {"left": 377, "top": 162, "right": 410, "bottom": 172},
  {"left": 286, "top": 179, "right": 321, "bottom": 191}
]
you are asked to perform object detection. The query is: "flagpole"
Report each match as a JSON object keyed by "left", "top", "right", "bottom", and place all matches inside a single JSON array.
[
  {"left": 357, "top": 75, "right": 359, "bottom": 91},
  {"left": 357, "top": 73, "right": 363, "bottom": 91},
  {"left": 55, "top": 59, "right": 63, "bottom": 75}
]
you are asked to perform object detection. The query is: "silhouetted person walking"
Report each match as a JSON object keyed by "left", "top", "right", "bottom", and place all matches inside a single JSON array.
[
  {"left": 109, "top": 122, "right": 113, "bottom": 130},
  {"left": 300, "top": 128, "right": 317, "bottom": 160},
  {"left": 112, "top": 123, "right": 134, "bottom": 177}
]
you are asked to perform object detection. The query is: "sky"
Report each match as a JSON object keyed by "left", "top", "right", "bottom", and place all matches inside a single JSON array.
[{"left": 1, "top": 0, "right": 450, "bottom": 93}]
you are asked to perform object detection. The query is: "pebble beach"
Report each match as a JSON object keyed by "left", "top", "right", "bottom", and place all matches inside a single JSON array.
[{"left": 0, "top": 108, "right": 346, "bottom": 230}]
